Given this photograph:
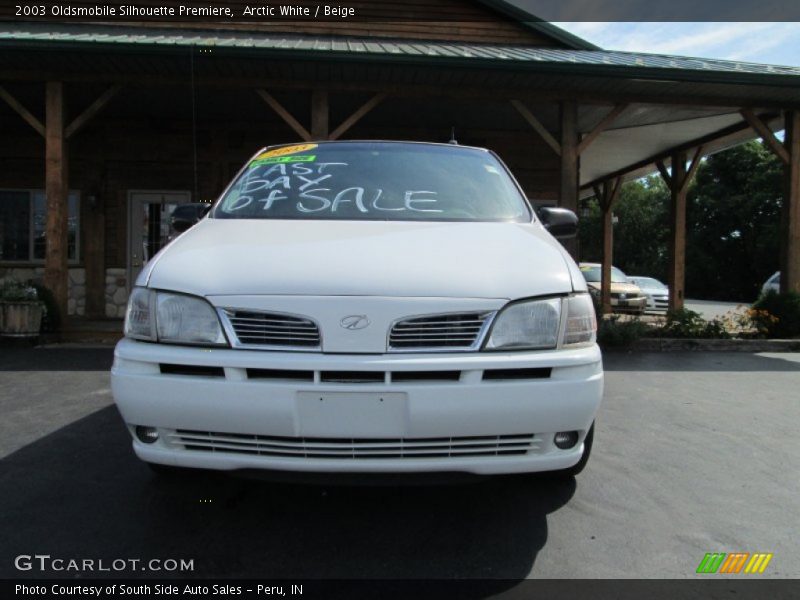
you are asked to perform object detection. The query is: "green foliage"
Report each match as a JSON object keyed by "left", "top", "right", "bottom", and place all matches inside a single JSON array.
[
  {"left": 29, "top": 282, "right": 61, "bottom": 332},
  {"left": 655, "top": 308, "right": 730, "bottom": 339},
  {"left": 0, "top": 279, "right": 39, "bottom": 302},
  {"left": 752, "top": 291, "right": 800, "bottom": 338},
  {"left": 686, "top": 141, "right": 783, "bottom": 301},
  {"left": 597, "top": 316, "right": 649, "bottom": 347}
]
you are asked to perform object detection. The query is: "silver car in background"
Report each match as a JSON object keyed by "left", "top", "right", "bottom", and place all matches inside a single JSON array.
[
  {"left": 627, "top": 276, "right": 669, "bottom": 313},
  {"left": 760, "top": 272, "right": 780, "bottom": 297}
]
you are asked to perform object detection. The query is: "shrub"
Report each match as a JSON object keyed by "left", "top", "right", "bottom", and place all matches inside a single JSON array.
[
  {"left": 655, "top": 307, "right": 731, "bottom": 339},
  {"left": 597, "top": 316, "right": 649, "bottom": 348},
  {"left": 29, "top": 282, "right": 61, "bottom": 332},
  {"left": 752, "top": 290, "right": 800, "bottom": 338},
  {"left": 0, "top": 279, "right": 38, "bottom": 302}
]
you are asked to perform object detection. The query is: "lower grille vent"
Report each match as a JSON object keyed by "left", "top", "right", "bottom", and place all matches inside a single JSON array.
[
  {"left": 160, "top": 364, "right": 225, "bottom": 378},
  {"left": 170, "top": 430, "right": 539, "bottom": 459}
]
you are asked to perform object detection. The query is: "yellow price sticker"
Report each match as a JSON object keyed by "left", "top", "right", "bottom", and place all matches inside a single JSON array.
[{"left": 258, "top": 144, "right": 318, "bottom": 159}]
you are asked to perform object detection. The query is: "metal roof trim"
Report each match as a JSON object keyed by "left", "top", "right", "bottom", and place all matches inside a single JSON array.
[{"left": 1, "top": 24, "right": 799, "bottom": 86}]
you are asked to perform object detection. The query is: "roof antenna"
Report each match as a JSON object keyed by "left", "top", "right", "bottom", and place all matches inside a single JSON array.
[{"left": 448, "top": 127, "right": 458, "bottom": 145}]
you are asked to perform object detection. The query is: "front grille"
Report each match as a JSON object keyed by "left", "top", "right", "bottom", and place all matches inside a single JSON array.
[
  {"left": 170, "top": 430, "right": 538, "bottom": 459},
  {"left": 389, "top": 312, "right": 493, "bottom": 351},
  {"left": 224, "top": 310, "right": 321, "bottom": 349}
]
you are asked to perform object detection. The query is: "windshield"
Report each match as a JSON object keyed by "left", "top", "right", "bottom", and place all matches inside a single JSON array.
[
  {"left": 213, "top": 142, "right": 531, "bottom": 222},
  {"left": 580, "top": 265, "right": 629, "bottom": 283}
]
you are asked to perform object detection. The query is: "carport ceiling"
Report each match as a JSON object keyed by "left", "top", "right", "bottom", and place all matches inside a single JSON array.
[{"left": 580, "top": 110, "right": 771, "bottom": 187}]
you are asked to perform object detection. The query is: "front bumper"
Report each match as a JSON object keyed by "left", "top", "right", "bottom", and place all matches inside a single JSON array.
[
  {"left": 645, "top": 294, "right": 669, "bottom": 312},
  {"left": 111, "top": 339, "right": 603, "bottom": 475},
  {"left": 610, "top": 296, "right": 647, "bottom": 314}
]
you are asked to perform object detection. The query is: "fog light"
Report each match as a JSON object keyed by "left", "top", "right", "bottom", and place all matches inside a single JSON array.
[
  {"left": 554, "top": 431, "right": 579, "bottom": 449},
  {"left": 135, "top": 426, "right": 159, "bottom": 444}
]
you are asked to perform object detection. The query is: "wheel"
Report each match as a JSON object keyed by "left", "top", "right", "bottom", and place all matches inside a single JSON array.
[{"left": 550, "top": 422, "right": 594, "bottom": 478}]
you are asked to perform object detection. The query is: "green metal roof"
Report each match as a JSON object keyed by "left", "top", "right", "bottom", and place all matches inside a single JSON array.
[{"left": 1, "top": 23, "right": 799, "bottom": 86}]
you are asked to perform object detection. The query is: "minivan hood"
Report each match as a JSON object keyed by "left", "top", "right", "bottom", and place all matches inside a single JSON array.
[{"left": 143, "top": 219, "right": 576, "bottom": 299}]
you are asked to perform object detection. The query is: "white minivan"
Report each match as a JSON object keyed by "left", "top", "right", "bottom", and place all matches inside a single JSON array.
[{"left": 111, "top": 141, "right": 603, "bottom": 479}]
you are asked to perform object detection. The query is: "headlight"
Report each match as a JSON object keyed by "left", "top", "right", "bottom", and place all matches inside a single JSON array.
[
  {"left": 124, "top": 288, "right": 227, "bottom": 346},
  {"left": 484, "top": 294, "right": 596, "bottom": 351},
  {"left": 124, "top": 287, "right": 156, "bottom": 341},
  {"left": 563, "top": 293, "right": 597, "bottom": 346},
  {"left": 485, "top": 298, "right": 561, "bottom": 350}
]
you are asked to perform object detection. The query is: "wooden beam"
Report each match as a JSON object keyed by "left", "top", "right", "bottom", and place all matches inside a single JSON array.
[
  {"left": 655, "top": 160, "right": 672, "bottom": 187},
  {"left": 680, "top": 145, "right": 705, "bottom": 195},
  {"left": 329, "top": 92, "right": 387, "bottom": 140},
  {"left": 668, "top": 151, "right": 688, "bottom": 312},
  {"left": 0, "top": 84, "right": 45, "bottom": 137},
  {"left": 510, "top": 99, "right": 561, "bottom": 156},
  {"left": 310, "top": 89, "right": 329, "bottom": 140},
  {"left": 43, "top": 82, "right": 69, "bottom": 322},
  {"left": 255, "top": 89, "right": 312, "bottom": 141},
  {"left": 65, "top": 85, "right": 120, "bottom": 139},
  {"left": 609, "top": 176, "right": 623, "bottom": 209},
  {"left": 577, "top": 103, "right": 628, "bottom": 156},
  {"left": 560, "top": 100, "right": 580, "bottom": 258},
  {"left": 782, "top": 110, "right": 800, "bottom": 294},
  {"left": 740, "top": 109, "right": 790, "bottom": 165}
]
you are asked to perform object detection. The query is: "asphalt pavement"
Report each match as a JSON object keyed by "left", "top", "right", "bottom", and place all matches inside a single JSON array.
[{"left": 1, "top": 346, "right": 798, "bottom": 581}]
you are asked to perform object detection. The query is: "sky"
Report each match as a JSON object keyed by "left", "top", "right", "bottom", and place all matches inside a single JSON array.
[{"left": 551, "top": 22, "right": 800, "bottom": 67}]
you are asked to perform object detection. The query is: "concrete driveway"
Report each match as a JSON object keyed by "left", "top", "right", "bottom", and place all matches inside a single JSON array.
[
  {"left": 1, "top": 346, "right": 798, "bottom": 581},
  {"left": 685, "top": 299, "right": 750, "bottom": 321}
]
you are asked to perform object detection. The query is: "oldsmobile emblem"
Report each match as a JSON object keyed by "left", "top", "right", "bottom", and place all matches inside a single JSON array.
[{"left": 340, "top": 315, "right": 370, "bottom": 330}]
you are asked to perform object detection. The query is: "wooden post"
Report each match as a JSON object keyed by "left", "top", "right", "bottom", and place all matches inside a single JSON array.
[
  {"left": 311, "top": 90, "right": 329, "bottom": 140},
  {"left": 44, "top": 82, "right": 69, "bottom": 322},
  {"left": 601, "top": 203, "right": 614, "bottom": 315},
  {"left": 595, "top": 178, "right": 622, "bottom": 315},
  {"left": 783, "top": 110, "right": 800, "bottom": 294},
  {"left": 667, "top": 151, "right": 687, "bottom": 311},
  {"left": 560, "top": 100, "right": 579, "bottom": 258}
]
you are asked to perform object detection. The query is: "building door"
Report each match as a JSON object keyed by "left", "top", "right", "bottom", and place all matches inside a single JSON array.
[{"left": 127, "top": 190, "right": 191, "bottom": 285}]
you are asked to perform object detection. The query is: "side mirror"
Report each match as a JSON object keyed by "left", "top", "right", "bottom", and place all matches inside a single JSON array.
[
  {"left": 539, "top": 206, "right": 578, "bottom": 239},
  {"left": 171, "top": 217, "right": 195, "bottom": 233}
]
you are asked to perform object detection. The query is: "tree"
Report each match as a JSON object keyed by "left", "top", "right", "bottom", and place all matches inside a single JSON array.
[{"left": 686, "top": 141, "right": 783, "bottom": 301}]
